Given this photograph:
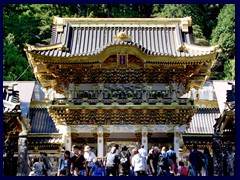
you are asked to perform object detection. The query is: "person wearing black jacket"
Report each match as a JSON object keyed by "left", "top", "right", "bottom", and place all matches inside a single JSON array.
[
  {"left": 189, "top": 144, "right": 205, "bottom": 176},
  {"left": 149, "top": 147, "right": 160, "bottom": 176},
  {"left": 70, "top": 145, "right": 86, "bottom": 176},
  {"left": 119, "top": 146, "right": 131, "bottom": 176}
]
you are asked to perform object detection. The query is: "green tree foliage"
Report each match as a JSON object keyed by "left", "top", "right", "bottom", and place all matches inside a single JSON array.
[
  {"left": 155, "top": 4, "right": 208, "bottom": 45},
  {"left": 192, "top": 24, "right": 209, "bottom": 46},
  {"left": 154, "top": 4, "right": 222, "bottom": 45},
  {"left": 3, "top": 4, "right": 41, "bottom": 80},
  {"left": 157, "top": 4, "right": 206, "bottom": 27},
  {"left": 152, "top": 4, "right": 164, "bottom": 15},
  {"left": 210, "top": 4, "right": 235, "bottom": 80},
  {"left": 201, "top": 4, "right": 223, "bottom": 39},
  {"left": 3, "top": 33, "right": 34, "bottom": 81},
  {"left": 4, "top": 5, "right": 41, "bottom": 49},
  {"left": 211, "top": 4, "right": 235, "bottom": 57},
  {"left": 79, "top": 4, "right": 153, "bottom": 18},
  {"left": 223, "top": 59, "right": 235, "bottom": 80}
]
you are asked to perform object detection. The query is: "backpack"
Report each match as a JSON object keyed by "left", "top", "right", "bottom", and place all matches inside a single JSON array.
[
  {"left": 120, "top": 152, "right": 129, "bottom": 166},
  {"left": 180, "top": 166, "right": 187, "bottom": 176}
]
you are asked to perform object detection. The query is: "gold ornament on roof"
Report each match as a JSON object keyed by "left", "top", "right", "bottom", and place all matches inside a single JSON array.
[{"left": 114, "top": 32, "right": 132, "bottom": 42}]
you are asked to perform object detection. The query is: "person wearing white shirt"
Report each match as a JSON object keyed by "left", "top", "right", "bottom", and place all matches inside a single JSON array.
[
  {"left": 84, "top": 146, "right": 96, "bottom": 176},
  {"left": 138, "top": 145, "right": 147, "bottom": 158},
  {"left": 131, "top": 148, "right": 148, "bottom": 176}
]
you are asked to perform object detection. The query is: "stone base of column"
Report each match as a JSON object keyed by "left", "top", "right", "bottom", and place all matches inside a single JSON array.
[{"left": 17, "top": 134, "right": 29, "bottom": 176}]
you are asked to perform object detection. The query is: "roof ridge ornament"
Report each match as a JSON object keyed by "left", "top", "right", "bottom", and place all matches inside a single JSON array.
[
  {"left": 180, "top": 17, "right": 192, "bottom": 32},
  {"left": 114, "top": 32, "right": 132, "bottom": 42},
  {"left": 183, "top": 43, "right": 221, "bottom": 53},
  {"left": 177, "top": 44, "right": 188, "bottom": 53},
  {"left": 26, "top": 43, "right": 69, "bottom": 52}
]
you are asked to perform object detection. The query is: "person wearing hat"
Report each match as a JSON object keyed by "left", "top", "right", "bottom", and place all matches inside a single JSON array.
[{"left": 84, "top": 145, "right": 96, "bottom": 176}]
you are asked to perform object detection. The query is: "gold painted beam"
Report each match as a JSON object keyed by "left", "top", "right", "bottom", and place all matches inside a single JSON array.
[{"left": 48, "top": 106, "right": 196, "bottom": 126}]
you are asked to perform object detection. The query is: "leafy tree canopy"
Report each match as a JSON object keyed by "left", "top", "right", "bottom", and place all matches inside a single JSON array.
[{"left": 210, "top": 4, "right": 235, "bottom": 80}]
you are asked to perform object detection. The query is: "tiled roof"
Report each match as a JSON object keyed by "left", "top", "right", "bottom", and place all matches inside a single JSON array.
[
  {"left": 226, "top": 90, "right": 235, "bottom": 102},
  {"left": 27, "top": 18, "right": 217, "bottom": 58},
  {"left": 4, "top": 81, "right": 35, "bottom": 118},
  {"left": 3, "top": 83, "right": 20, "bottom": 113},
  {"left": 186, "top": 108, "right": 220, "bottom": 134},
  {"left": 28, "top": 136, "right": 62, "bottom": 144},
  {"left": 3, "top": 84, "right": 18, "bottom": 103},
  {"left": 28, "top": 108, "right": 58, "bottom": 133}
]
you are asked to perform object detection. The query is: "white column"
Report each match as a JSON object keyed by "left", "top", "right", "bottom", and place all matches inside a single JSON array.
[
  {"left": 174, "top": 126, "right": 180, "bottom": 162},
  {"left": 97, "top": 126, "right": 104, "bottom": 157},
  {"left": 65, "top": 126, "right": 72, "bottom": 151},
  {"left": 141, "top": 126, "right": 148, "bottom": 153},
  {"left": 57, "top": 125, "right": 72, "bottom": 151}
]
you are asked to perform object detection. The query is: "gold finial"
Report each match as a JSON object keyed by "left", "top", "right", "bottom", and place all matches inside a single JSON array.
[
  {"left": 114, "top": 32, "right": 132, "bottom": 42},
  {"left": 177, "top": 44, "right": 188, "bottom": 53}
]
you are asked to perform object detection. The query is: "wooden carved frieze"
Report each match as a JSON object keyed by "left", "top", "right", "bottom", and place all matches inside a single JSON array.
[
  {"left": 48, "top": 107, "right": 196, "bottom": 126},
  {"left": 34, "top": 57, "right": 208, "bottom": 96}
]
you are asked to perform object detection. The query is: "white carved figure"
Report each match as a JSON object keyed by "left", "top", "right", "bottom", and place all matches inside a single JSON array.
[
  {"left": 170, "top": 82, "right": 186, "bottom": 98},
  {"left": 177, "top": 83, "right": 185, "bottom": 97},
  {"left": 69, "top": 83, "right": 75, "bottom": 91},
  {"left": 171, "top": 82, "right": 178, "bottom": 91}
]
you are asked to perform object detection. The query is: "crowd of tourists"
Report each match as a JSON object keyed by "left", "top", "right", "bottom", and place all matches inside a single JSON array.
[{"left": 29, "top": 143, "right": 213, "bottom": 176}]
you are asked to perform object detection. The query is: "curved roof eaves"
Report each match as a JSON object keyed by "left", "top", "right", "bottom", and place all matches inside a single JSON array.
[{"left": 32, "top": 40, "right": 214, "bottom": 59}]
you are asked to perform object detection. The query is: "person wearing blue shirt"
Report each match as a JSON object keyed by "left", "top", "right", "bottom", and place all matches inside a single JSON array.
[
  {"left": 58, "top": 150, "right": 71, "bottom": 176},
  {"left": 90, "top": 159, "right": 106, "bottom": 176}
]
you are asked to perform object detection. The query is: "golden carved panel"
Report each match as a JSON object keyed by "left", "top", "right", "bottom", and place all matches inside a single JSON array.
[{"left": 48, "top": 107, "right": 196, "bottom": 126}]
